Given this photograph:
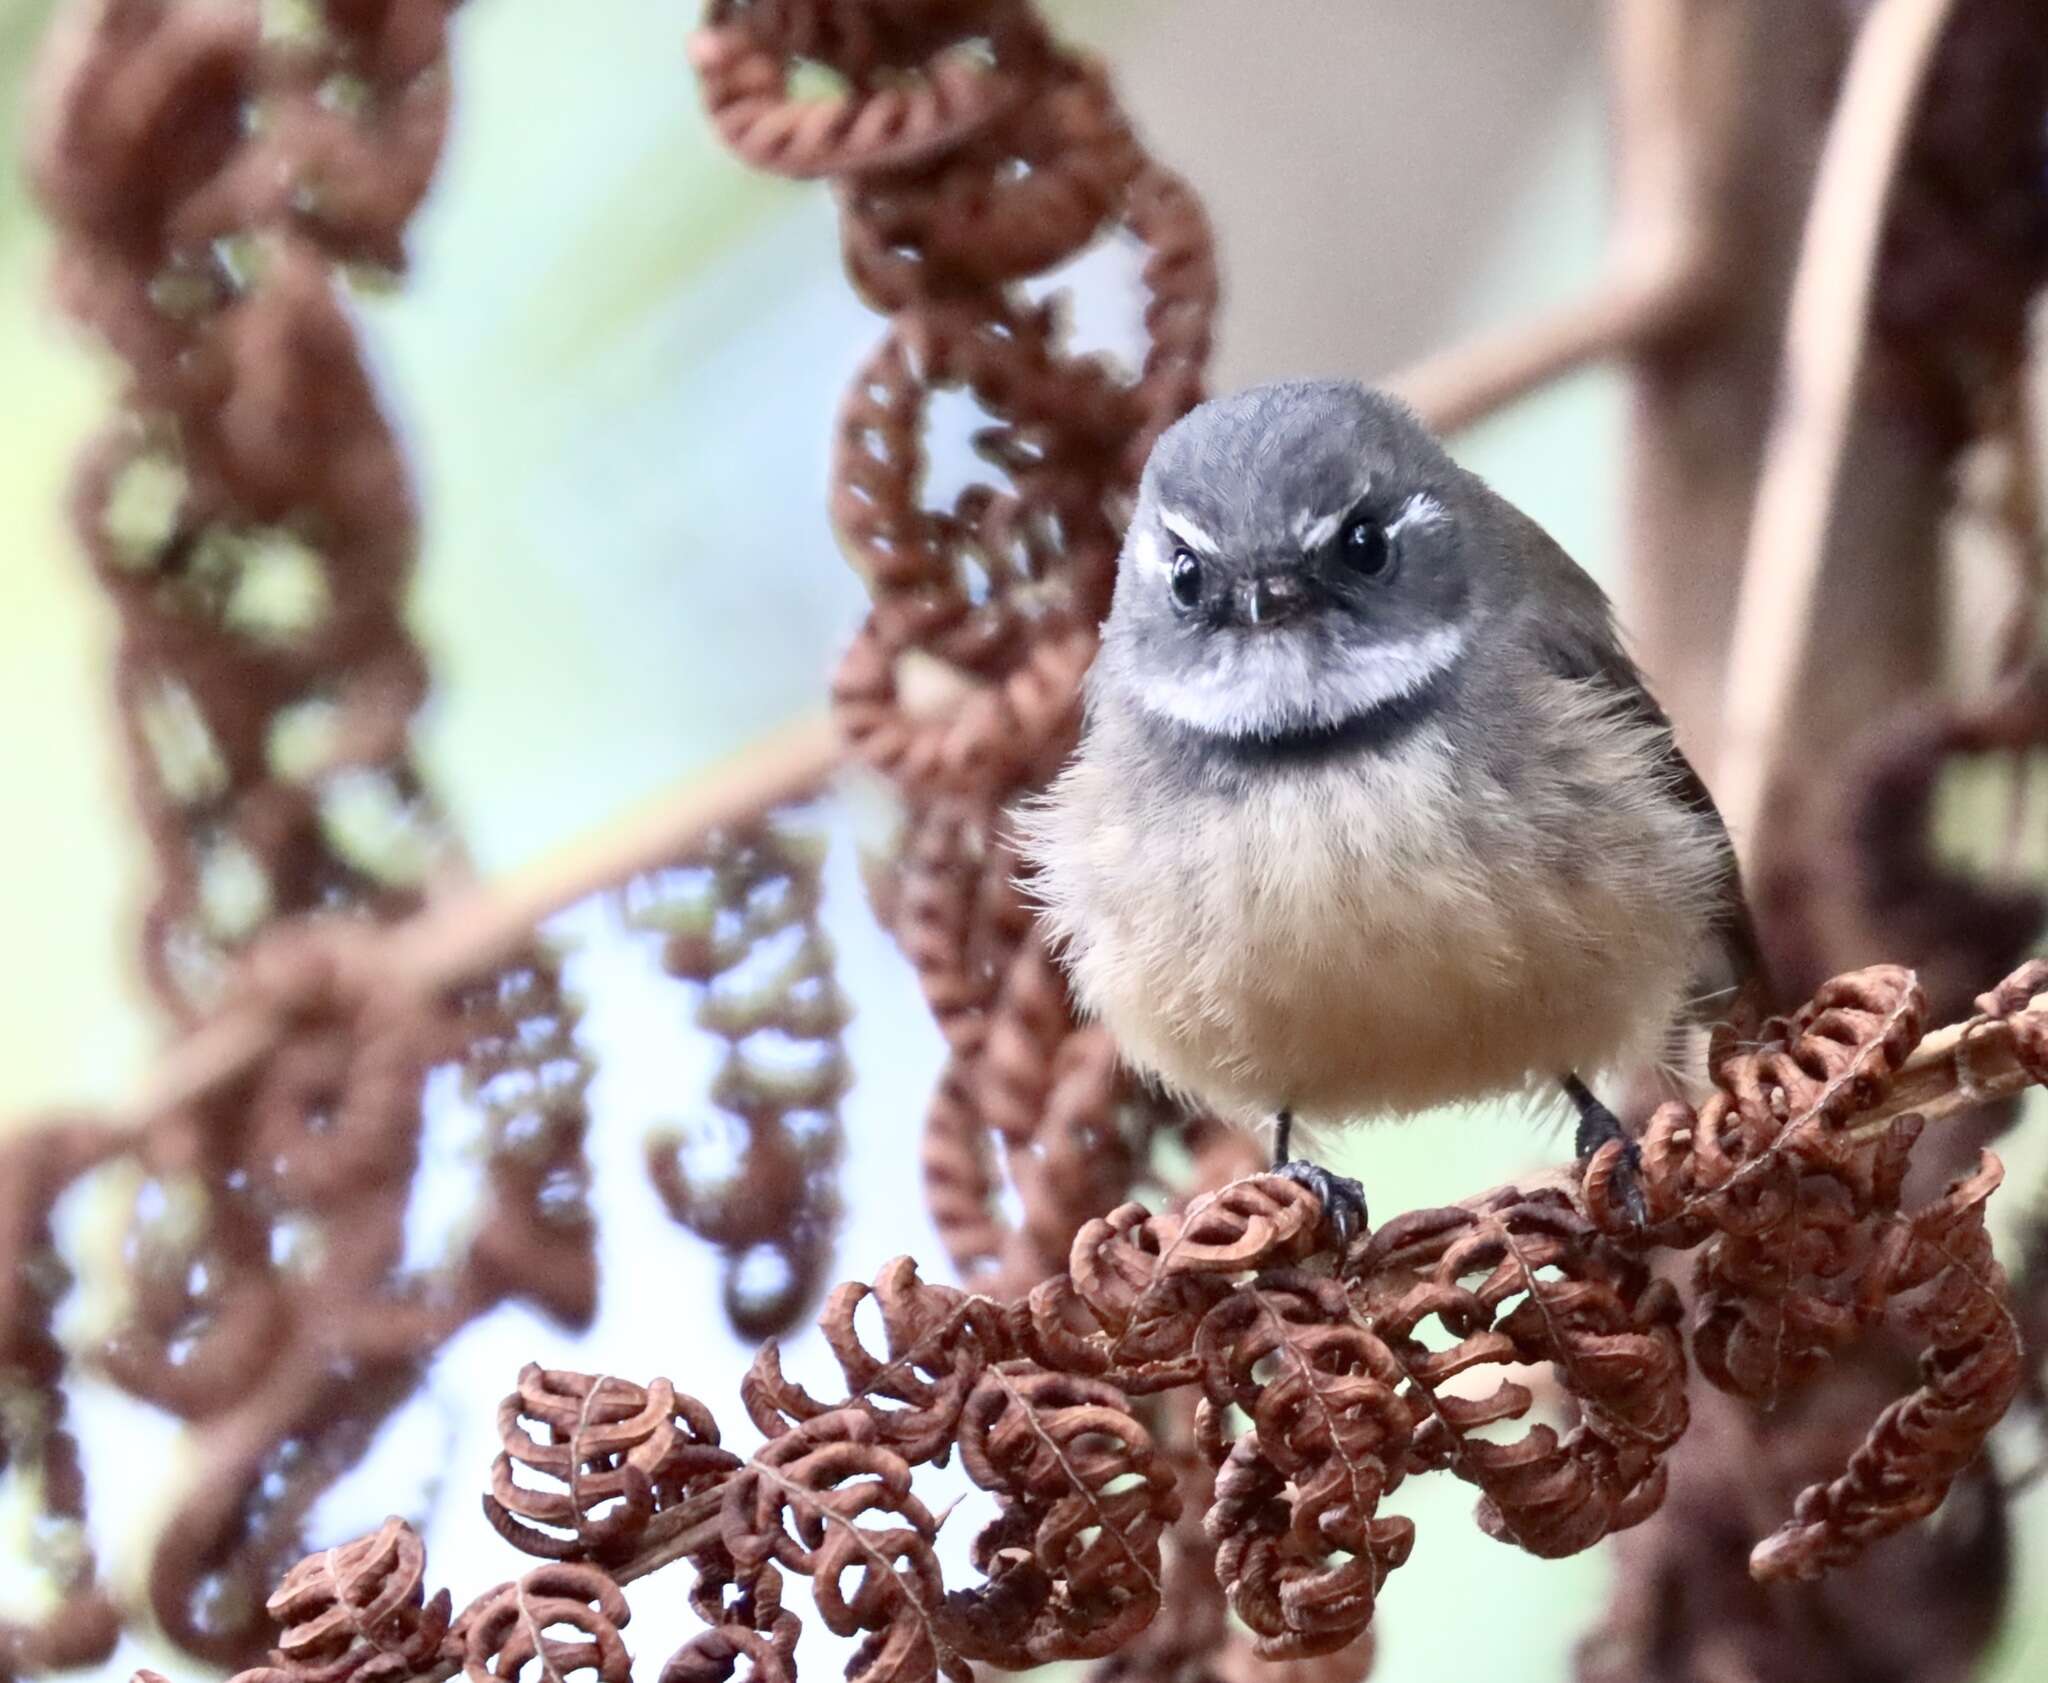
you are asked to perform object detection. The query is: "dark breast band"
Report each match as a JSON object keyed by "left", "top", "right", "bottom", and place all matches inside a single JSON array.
[{"left": 1153, "top": 663, "right": 1458, "bottom": 775}]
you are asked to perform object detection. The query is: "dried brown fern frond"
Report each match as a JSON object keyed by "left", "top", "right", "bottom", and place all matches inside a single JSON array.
[
  {"left": 691, "top": 0, "right": 1218, "bottom": 1309},
  {"left": 1748, "top": 1150, "right": 2017, "bottom": 1580},
  {"left": 200, "top": 961, "right": 2048, "bottom": 1683},
  {"left": 15, "top": 0, "right": 613, "bottom": 1660}
]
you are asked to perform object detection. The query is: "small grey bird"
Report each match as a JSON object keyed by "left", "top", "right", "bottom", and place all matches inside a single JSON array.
[{"left": 1021, "top": 379, "right": 1765, "bottom": 1236}]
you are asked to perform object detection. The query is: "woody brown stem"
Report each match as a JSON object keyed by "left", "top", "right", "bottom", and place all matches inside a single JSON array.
[{"left": 1844, "top": 992, "right": 2047, "bottom": 1138}]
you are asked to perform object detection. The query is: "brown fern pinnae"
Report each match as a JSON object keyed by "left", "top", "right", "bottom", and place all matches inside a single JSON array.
[
  {"left": 1080, "top": 1388, "right": 1238, "bottom": 1683},
  {"left": 836, "top": 59, "right": 1143, "bottom": 309},
  {"left": 723, "top": 1410, "right": 962, "bottom": 1683},
  {"left": 208, "top": 956, "right": 2046, "bottom": 1683},
  {"left": 690, "top": 0, "right": 1219, "bottom": 1306},
  {"left": 669, "top": 1556, "right": 801, "bottom": 1683},
  {"left": 484, "top": 1367, "right": 740, "bottom": 1564},
  {"left": 951, "top": 1363, "right": 1179, "bottom": 1660},
  {"left": 264, "top": 1516, "right": 451, "bottom": 1683},
  {"left": 1748, "top": 1152, "right": 2020, "bottom": 1581},
  {"left": 1361, "top": 1196, "right": 1689, "bottom": 1558},
  {"left": 453, "top": 957, "right": 603, "bottom": 1329},
  {"left": 1196, "top": 1273, "right": 1416, "bottom": 1656},
  {"left": 690, "top": 0, "right": 1054, "bottom": 183},
  {"left": 455, "top": 1565, "right": 634, "bottom": 1683}
]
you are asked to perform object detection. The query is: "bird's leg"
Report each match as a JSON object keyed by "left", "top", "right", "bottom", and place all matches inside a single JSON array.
[
  {"left": 1563, "top": 1073, "right": 1648, "bottom": 1225},
  {"left": 1270, "top": 1108, "right": 1369, "bottom": 1248}
]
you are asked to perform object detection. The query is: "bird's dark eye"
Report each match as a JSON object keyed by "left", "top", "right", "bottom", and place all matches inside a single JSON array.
[
  {"left": 1341, "top": 516, "right": 1392, "bottom": 578},
  {"left": 1169, "top": 547, "right": 1203, "bottom": 608}
]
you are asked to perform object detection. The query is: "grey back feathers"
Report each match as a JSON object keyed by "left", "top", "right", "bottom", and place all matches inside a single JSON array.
[{"left": 1021, "top": 378, "right": 1763, "bottom": 1129}]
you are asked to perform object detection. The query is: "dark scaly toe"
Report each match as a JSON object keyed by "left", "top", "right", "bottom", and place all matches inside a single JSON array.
[
  {"left": 1563, "top": 1073, "right": 1648, "bottom": 1227},
  {"left": 1275, "top": 1159, "right": 1370, "bottom": 1248}
]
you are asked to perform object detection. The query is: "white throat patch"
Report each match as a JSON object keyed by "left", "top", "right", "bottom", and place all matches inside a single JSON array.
[{"left": 1139, "top": 620, "right": 1469, "bottom": 738}]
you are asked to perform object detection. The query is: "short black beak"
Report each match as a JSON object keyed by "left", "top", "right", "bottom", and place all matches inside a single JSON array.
[{"left": 1238, "top": 571, "right": 1314, "bottom": 627}]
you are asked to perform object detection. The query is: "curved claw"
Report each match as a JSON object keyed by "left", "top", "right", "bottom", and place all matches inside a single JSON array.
[
  {"left": 1274, "top": 1159, "right": 1369, "bottom": 1248},
  {"left": 1568, "top": 1078, "right": 1650, "bottom": 1227},
  {"left": 1608, "top": 1139, "right": 1650, "bottom": 1227}
]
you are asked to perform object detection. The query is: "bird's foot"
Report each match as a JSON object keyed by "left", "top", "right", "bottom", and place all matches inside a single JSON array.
[
  {"left": 1565, "top": 1075, "right": 1648, "bottom": 1227},
  {"left": 1274, "top": 1159, "right": 1370, "bottom": 1249}
]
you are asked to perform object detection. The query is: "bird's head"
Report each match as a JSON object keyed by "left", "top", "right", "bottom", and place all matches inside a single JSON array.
[{"left": 1098, "top": 379, "right": 1486, "bottom": 745}]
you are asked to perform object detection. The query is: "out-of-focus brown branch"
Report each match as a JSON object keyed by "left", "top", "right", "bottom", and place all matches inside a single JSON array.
[
  {"left": 1391, "top": 272, "right": 1699, "bottom": 436},
  {"left": 119, "top": 710, "right": 841, "bottom": 1133},
  {"left": 1389, "top": 0, "right": 1732, "bottom": 433},
  {"left": 1715, "top": 0, "right": 1966, "bottom": 854},
  {"left": 382, "top": 712, "right": 841, "bottom": 991}
]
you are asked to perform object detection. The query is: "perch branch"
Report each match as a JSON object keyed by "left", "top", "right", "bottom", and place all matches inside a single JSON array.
[
  {"left": 1844, "top": 985, "right": 2048, "bottom": 1139},
  {"left": 122, "top": 710, "right": 842, "bottom": 1132},
  {"left": 1714, "top": 0, "right": 1964, "bottom": 853},
  {"left": 1480, "top": 983, "right": 2047, "bottom": 1215}
]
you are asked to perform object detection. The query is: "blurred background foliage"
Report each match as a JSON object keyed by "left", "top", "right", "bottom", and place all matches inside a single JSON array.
[
  {"left": 1, "top": 2, "right": 2042, "bottom": 1680},
  {"left": 0, "top": 0, "right": 1620, "bottom": 1115}
]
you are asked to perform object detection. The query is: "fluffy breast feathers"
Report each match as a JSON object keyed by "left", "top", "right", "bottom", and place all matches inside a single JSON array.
[{"left": 1017, "top": 680, "right": 1732, "bottom": 1126}]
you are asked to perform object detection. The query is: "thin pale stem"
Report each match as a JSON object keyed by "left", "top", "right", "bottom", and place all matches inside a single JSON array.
[{"left": 1715, "top": 0, "right": 1965, "bottom": 853}]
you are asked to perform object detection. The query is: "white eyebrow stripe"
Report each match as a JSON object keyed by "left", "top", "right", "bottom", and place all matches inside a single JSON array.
[
  {"left": 1296, "top": 509, "right": 1346, "bottom": 550},
  {"left": 1159, "top": 509, "right": 1219, "bottom": 554},
  {"left": 1292, "top": 467, "right": 1375, "bottom": 550},
  {"left": 1387, "top": 491, "right": 1446, "bottom": 538}
]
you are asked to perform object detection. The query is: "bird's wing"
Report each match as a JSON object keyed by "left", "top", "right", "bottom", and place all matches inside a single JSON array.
[{"left": 1529, "top": 598, "right": 1772, "bottom": 1035}]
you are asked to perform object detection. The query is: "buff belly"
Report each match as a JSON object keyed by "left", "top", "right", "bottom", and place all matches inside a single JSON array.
[{"left": 1033, "top": 727, "right": 1716, "bottom": 1127}]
